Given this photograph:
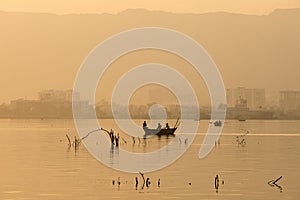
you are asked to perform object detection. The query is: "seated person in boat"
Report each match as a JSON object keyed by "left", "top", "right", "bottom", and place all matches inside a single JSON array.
[
  {"left": 157, "top": 123, "right": 162, "bottom": 130},
  {"left": 165, "top": 123, "right": 170, "bottom": 129}
]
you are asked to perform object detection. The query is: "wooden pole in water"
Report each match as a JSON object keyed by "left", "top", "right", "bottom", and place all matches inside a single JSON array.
[
  {"left": 273, "top": 176, "right": 282, "bottom": 184},
  {"left": 66, "top": 134, "right": 71, "bottom": 146},
  {"left": 80, "top": 128, "right": 101, "bottom": 140},
  {"left": 138, "top": 171, "right": 145, "bottom": 189}
]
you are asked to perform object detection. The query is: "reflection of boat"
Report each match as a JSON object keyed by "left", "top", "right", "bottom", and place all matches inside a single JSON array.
[{"left": 143, "top": 127, "right": 177, "bottom": 136}]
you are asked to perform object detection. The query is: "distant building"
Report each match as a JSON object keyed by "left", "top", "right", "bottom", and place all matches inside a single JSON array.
[
  {"left": 235, "top": 96, "right": 248, "bottom": 110},
  {"left": 226, "top": 87, "right": 265, "bottom": 109},
  {"left": 38, "top": 89, "right": 79, "bottom": 102},
  {"left": 279, "top": 90, "right": 300, "bottom": 111}
]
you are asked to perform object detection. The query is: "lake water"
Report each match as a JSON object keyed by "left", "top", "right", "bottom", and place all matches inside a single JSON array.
[{"left": 0, "top": 119, "right": 299, "bottom": 200}]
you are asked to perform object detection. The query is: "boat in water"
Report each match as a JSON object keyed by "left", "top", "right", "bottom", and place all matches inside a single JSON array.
[
  {"left": 142, "top": 118, "right": 179, "bottom": 137},
  {"left": 213, "top": 120, "right": 222, "bottom": 127},
  {"left": 143, "top": 127, "right": 177, "bottom": 136}
]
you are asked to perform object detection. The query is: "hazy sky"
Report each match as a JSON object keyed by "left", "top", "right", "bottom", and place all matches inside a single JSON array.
[
  {"left": 0, "top": 0, "right": 299, "bottom": 14},
  {"left": 0, "top": 1, "right": 299, "bottom": 104}
]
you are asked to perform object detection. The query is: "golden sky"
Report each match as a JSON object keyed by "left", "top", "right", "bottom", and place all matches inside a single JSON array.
[
  {"left": 0, "top": 0, "right": 299, "bottom": 104},
  {"left": 0, "top": 0, "right": 299, "bottom": 14}
]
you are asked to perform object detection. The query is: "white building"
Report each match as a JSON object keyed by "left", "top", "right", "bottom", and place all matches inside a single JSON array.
[
  {"left": 279, "top": 90, "right": 300, "bottom": 111},
  {"left": 226, "top": 87, "right": 266, "bottom": 109}
]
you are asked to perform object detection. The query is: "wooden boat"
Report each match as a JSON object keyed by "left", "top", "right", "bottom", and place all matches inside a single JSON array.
[
  {"left": 142, "top": 118, "right": 180, "bottom": 137},
  {"left": 143, "top": 127, "right": 177, "bottom": 136}
]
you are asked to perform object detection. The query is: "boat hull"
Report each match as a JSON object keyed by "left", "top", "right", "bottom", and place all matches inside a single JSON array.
[{"left": 143, "top": 127, "right": 177, "bottom": 136}]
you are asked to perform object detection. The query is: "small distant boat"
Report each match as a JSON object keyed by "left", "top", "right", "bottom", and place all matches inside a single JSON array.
[
  {"left": 238, "top": 117, "right": 247, "bottom": 122},
  {"left": 213, "top": 120, "right": 222, "bottom": 127}
]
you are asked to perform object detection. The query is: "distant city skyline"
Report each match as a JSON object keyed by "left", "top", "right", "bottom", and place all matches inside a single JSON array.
[
  {"left": 0, "top": 87, "right": 289, "bottom": 105},
  {"left": 1, "top": 88, "right": 299, "bottom": 119},
  {"left": 2, "top": 87, "right": 300, "bottom": 108}
]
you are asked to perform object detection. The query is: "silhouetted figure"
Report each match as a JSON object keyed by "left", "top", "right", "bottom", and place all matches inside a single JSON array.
[
  {"left": 132, "top": 136, "right": 135, "bottom": 144},
  {"left": 215, "top": 175, "right": 219, "bottom": 193},
  {"left": 157, "top": 123, "right": 162, "bottom": 130},
  {"left": 143, "top": 121, "right": 147, "bottom": 127},
  {"left": 158, "top": 178, "right": 160, "bottom": 188},
  {"left": 112, "top": 180, "right": 115, "bottom": 185},
  {"left": 135, "top": 177, "right": 139, "bottom": 189},
  {"left": 166, "top": 123, "right": 170, "bottom": 129}
]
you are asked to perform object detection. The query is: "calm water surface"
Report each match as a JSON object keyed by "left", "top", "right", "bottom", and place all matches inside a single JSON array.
[{"left": 0, "top": 119, "right": 299, "bottom": 200}]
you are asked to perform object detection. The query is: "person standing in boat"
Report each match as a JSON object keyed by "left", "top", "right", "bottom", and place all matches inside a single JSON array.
[{"left": 143, "top": 121, "right": 147, "bottom": 128}]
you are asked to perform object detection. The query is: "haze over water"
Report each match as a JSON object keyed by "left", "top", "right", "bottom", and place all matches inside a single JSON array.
[{"left": 1, "top": 119, "right": 299, "bottom": 200}]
